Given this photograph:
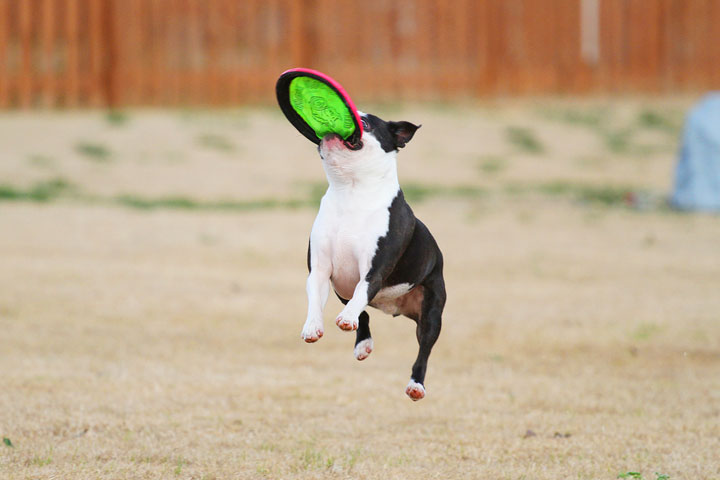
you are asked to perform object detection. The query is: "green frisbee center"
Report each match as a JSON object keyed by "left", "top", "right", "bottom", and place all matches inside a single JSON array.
[{"left": 289, "top": 76, "right": 356, "bottom": 141}]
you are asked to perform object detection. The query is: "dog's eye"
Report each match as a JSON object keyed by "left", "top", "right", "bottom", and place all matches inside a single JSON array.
[{"left": 361, "top": 118, "right": 369, "bottom": 130}]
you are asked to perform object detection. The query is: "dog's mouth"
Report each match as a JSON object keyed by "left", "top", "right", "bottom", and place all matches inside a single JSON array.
[{"left": 322, "top": 133, "right": 363, "bottom": 151}]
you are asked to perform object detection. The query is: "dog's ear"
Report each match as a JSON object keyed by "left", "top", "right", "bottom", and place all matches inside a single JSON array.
[{"left": 388, "top": 121, "right": 420, "bottom": 149}]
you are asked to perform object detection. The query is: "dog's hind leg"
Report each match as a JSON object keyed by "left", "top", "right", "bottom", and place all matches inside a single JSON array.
[
  {"left": 353, "top": 311, "right": 373, "bottom": 360},
  {"left": 406, "top": 272, "right": 445, "bottom": 401}
]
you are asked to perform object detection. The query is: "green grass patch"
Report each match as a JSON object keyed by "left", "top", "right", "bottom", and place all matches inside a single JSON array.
[
  {"left": 602, "top": 127, "right": 672, "bottom": 156},
  {"left": 540, "top": 105, "right": 680, "bottom": 154},
  {"left": 631, "top": 322, "right": 662, "bottom": 341},
  {"left": 27, "top": 154, "right": 55, "bottom": 168},
  {"left": 617, "top": 472, "right": 643, "bottom": 479},
  {"left": 308, "top": 183, "right": 328, "bottom": 204},
  {"left": 106, "top": 110, "right": 129, "bottom": 126},
  {"left": 30, "top": 449, "right": 53, "bottom": 466},
  {"left": 0, "top": 178, "right": 72, "bottom": 203},
  {"left": 0, "top": 178, "right": 654, "bottom": 213},
  {"left": 306, "top": 182, "right": 486, "bottom": 204},
  {"left": 76, "top": 142, "right": 112, "bottom": 162},
  {"left": 197, "top": 133, "right": 236, "bottom": 153},
  {"left": 636, "top": 109, "right": 682, "bottom": 134},
  {"left": 402, "top": 183, "right": 486, "bottom": 202},
  {"left": 173, "top": 456, "right": 187, "bottom": 476},
  {"left": 113, "top": 194, "right": 309, "bottom": 211},
  {"left": 478, "top": 155, "right": 507, "bottom": 174},
  {"left": 603, "top": 128, "right": 634, "bottom": 154},
  {"left": 506, "top": 126, "right": 544, "bottom": 154},
  {"left": 538, "top": 106, "right": 608, "bottom": 129},
  {"left": 295, "top": 447, "right": 334, "bottom": 471},
  {"left": 617, "top": 473, "right": 670, "bottom": 480},
  {"left": 538, "top": 181, "right": 635, "bottom": 206}
]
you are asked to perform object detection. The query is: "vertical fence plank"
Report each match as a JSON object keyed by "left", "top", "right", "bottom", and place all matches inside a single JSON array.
[
  {"left": 287, "top": 0, "right": 304, "bottom": 68},
  {"left": 41, "top": 0, "right": 55, "bottom": 107},
  {"left": 0, "top": 0, "right": 8, "bottom": 107},
  {"left": 654, "top": 0, "right": 667, "bottom": 91},
  {"left": 644, "top": 1, "right": 661, "bottom": 92},
  {"left": 695, "top": 0, "right": 713, "bottom": 91},
  {"left": 264, "top": 0, "right": 281, "bottom": 102},
  {"left": 244, "top": 0, "right": 259, "bottom": 101},
  {"left": 227, "top": 0, "right": 242, "bottom": 104},
  {"left": 103, "top": 0, "right": 117, "bottom": 107},
  {"left": 520, "top": 0, "right": 534, "bottom": 93},
  {"left": 217, "top": 0, "right": 231, "bottom": 105},
  {"left": 557, "top": 0, "right": 580, "bottom": 93},
  {"left": 87, "top": 0, "right": 103, "bottom": 106},
  {"left": 449, "top": 0, "right": 470, "bottom": 96},
  {"left": 185, "top": 0, "right": 199, "bottom": 105},
  {"left": 599, "top": 0, "right": 620, "bottom": 92},
  {"left": 18, "top": 0, "right": 33, "bottom": 108},
  {"left": 147, "top": 0, "right": 159, "bottom": 105},
  {"left": 204, "top": 0, "right": 218, "bottom": 105},
  {"left": 173, "top": 0, "right": 188, "bottom": 106},
  {"left": 65, "top": 0, "right": 80, "bottom": 107},
  {"left": 333, "top": 0, "right": 356, "bottom": 93},
  {"left": 140, "top": 0, "right": 152, "bottom": 104},
  {"left": 474, "top": 0, "right": 495, "bottom": 95},
  {"left": 710, "top": 0, "right": 720, "bottom": 87},
  {"left": 667, "top": 0, "right": 689, "bottom": 90},
  {"left": 468, "top": 0, "right": 483, "bottom": 95},
  {"left": 413, "top": 0, "right": 431, "bottom": 99},
  {"left": 165, "top": 0, "right": 179, "bottom": 105}
]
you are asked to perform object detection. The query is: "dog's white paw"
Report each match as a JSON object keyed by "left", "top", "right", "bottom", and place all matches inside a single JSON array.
[
  {"left": 301, "top": 321, "right": 324, "bottom": 343},
  {"left": 354, "top": 338, "right": 373, "bottom": 361},
  {"left": 405, "top": 380, "right": 425, "bottom": 401},
  {"left": 335, "top": 313, "right": 358, "bottom": 331}
]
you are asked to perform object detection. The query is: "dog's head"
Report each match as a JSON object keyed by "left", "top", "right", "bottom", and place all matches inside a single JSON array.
[{"left": 318, "top": 112, "right": 420, "bottom": 184}]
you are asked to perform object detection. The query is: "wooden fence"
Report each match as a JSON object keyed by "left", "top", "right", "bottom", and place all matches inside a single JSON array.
[{"left": 1, "top": 0, "right": 720, "bottom": 108}]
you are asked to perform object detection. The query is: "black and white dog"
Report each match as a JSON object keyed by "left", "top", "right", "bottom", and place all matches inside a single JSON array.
[{"left": 300, "top": 112, "right": 446, "bottom": 401}]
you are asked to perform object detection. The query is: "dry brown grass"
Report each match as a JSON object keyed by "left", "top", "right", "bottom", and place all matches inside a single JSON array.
[{"left": 1, "top": 99, "right": 719, "bottom": 479}]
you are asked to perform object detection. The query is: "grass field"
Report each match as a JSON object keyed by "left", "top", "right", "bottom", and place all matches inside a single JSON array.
[{"left": 1, "top": 99, "right": 719, "bottom": 479}]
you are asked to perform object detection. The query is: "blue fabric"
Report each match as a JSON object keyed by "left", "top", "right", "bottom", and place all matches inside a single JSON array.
[{"left": 672, "top": 93, "right": 720, "bottom": 211}]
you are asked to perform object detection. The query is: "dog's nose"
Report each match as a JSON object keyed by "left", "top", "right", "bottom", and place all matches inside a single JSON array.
[{"left": 322, "top": 133, "right": 342, "bottom": 142}]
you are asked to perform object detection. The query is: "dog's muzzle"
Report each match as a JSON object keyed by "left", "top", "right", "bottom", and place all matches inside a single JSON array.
[
  {"left": 323, "top": 133, "right": 362, "bottom": 151},
  {"left": 344, "top": 140, "right": 363, "bottom": 150}
]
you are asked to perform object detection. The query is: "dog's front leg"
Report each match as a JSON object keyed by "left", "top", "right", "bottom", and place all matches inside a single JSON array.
[
  {"left": 302, "top": 268, "right": 330, "bottom": 342},
  {"left": 335, "top": 273, "right": 382, "bottom": 332},
  {"left": 302, "top": 244, "right": 331, "bottom": 343}
]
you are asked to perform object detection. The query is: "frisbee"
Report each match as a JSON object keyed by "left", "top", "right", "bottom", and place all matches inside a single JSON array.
[{"left": 276, "top": 68, "right": 363, "bottom": 146}]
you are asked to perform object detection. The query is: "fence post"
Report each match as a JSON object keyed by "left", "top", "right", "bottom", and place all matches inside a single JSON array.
[
  {"left": 289, "top": 0, "right": 313, "bottom": 67},
  {"left": 0, "top": 0, "right": 8, "bottom": 107},
  {"left": 103, "top": 0, "right": 118, "bottom": 107},
  {"left": 19, "top": 0, "right": 33, "bottom": 108}
]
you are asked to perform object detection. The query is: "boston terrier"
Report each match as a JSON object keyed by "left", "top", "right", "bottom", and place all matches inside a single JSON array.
[{"left": 300, "top": 112, "right": 446, "bottom": 401}]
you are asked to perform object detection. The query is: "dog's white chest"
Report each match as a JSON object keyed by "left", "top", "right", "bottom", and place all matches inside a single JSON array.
[{"left": 311, "top": 185, "right": 396, "bottom": 300}]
